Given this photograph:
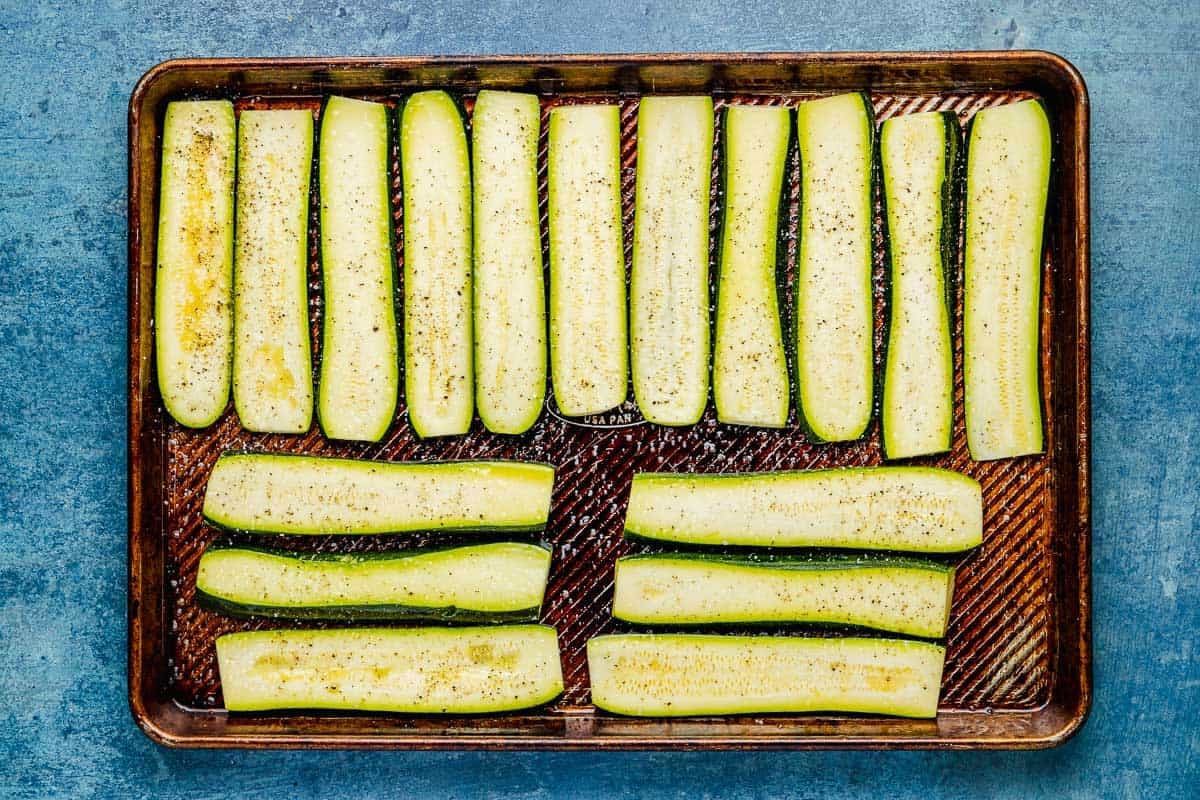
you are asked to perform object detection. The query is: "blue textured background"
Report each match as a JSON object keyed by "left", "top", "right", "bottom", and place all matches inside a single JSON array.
[{"left": 1, "top": 1, "right": 1197, "bottom": 797}]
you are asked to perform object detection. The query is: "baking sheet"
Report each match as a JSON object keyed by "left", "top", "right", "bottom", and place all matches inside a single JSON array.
[{"left": 128, "top": 52, "right": 1090, "bottom": 749}]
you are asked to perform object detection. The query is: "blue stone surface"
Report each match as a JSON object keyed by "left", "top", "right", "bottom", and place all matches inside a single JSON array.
[{"left": 1, "top": 1, "right": 1196, "bottom": 797}]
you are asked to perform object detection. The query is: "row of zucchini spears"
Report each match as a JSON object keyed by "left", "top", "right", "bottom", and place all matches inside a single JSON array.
[
  {"left": 587, "top": 467, "right": 981, "bottom": 718},
  {"left": 201, "top": 453, "right": 979, "bottom": 717},
  {"left": 202, "top": 457, "right": 568, "bottom": 713},
  {"left": 155, "top": 91, "right": 1050, "bottom": 461}
]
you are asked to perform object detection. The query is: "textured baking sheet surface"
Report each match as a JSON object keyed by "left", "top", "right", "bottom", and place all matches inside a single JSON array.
[{"left": 159, "top": 87, "right": 1053, "bottom": 715}]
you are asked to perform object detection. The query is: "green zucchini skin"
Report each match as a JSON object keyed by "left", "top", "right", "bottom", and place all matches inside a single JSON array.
[
  {"left": 792, "top": 92, "right": 877, "bottom": 443},
  {"left": 612, "top": 552, "right": 955, "bottom": 638},
  {"left": 624, "top": 466, "right": 983, "bottom": 553},
  {"left": 217, "top": 625, "right": 564, "bottom": 713},
  {"left": 962, "top": 99, "right": 1051, "bottom": 461},
  {"left": 588, "top": 633, "right": 945, "bottom": 718},
  {"left": 196, "top": 541, "right": 551, "bottom": 623},
  {"left": 196, "top": 593, "right": 541, "bottom": 624},
  {"left": 616, "top": 550, "right": 954, "bottom": 572},
  {"left": 201, "top": 453, "right": 555, "bottom": 536},
  {"left": 203, "top": 519, "right": 550, "bottom": 537},
  {"left": 878, "top": 110, "right": 960, "bottom": 460}
]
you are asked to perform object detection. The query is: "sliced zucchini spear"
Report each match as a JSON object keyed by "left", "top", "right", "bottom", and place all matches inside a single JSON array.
[
  {"left": 964, "top": 99, "right": 1051, "bottom": 461},
  {"left": 155, "top": 100, "right": 236, "bottom": 428},
  {"left": 714, "top": 104, "right": 791, "bottom": 427},
  {"left": 613, "top": 553, "right": 955, "bottom": 638},
  {"left": 794, "top": 92, "right": 876, "bottom": 442},
  {"left": 625, "top": 467, "right": 982, "bottom": 553},
  {"left": 400, "top": 90, "right": 475, "bottom": 438},
  {"left": 588, "top": 634, "right": 945, "bottom": 718},
  {"left": 317, "top": 96, "right": 399, "bottom": 442},
  {"left": 880, "top": 110, "right": 958, "bottom": 460},
  {"left": 547, "top": 103, "right": 628, "bottom": 417},
  {"left": 471, "top": 90, "right": 547, "bottom": 434},
  {"left": 197, "top": 541, "right": 551, "bottom": 622},
  {"left": 233, "top": 109, "right": 314, "bottom": 434},
  {"left": 631, "top": 96, "right": 714, "bottom": 426},
  {"left": 202, "top": 453, "right": 555, "bottom": 536},
  {"left": 217, "top": 625, "right": 564, "bottom": 713}
]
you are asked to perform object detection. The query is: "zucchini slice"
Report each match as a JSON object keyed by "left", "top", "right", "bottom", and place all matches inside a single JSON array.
[
  {"left": 155, "top": 100, "right": 236, "bottom": 428},
  {"left": 400, "top": 91, "right": 475, "bottom": 438},
  {"left": 613, "top": 553, "right": 955, "bottom": 638},
  {"left": 964, "top": 99, "right": 1050, "bottom": 461},
  {"left": 547, "top": 104, "right": 628, "bottom": 417},
  {"left": 588, "top": 634, "right": 944, "bottom": 718},
  {"left": 631, "top": 96, "right": 714, "bottom": 426},
  {"left": 471, "top": 90, "right": 546, "bottom": 434},
  {"left": 794, "top": 93, "right": 876, "bottom": 442},
  {"left": 625, "top": 467, "right": 982, "bottom": 552},
  {"left": 217, "top": 625, "right": 563, "bottom": 713},
  {"left": 197, "top": 541, "right": 551, "bottom": 622},
  {"left": 880, "top": 111, "right": 958, "bottom": 459},
  {"left": 713, "top": 104, "right": 791, "bottom": 427},
  {"left": 317, "top": 96, "right": 399, "bottom": 442},
  {"left": 202, "top": 453, "right": 554, "bottom": 535},
  {"left": 233, "top": 109, "right": 315, "bottom": 434}
]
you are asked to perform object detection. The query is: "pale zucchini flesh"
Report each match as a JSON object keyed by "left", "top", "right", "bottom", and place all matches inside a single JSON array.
[
  {"left": 714, "top": 104, "right": 791, "bottom": 427},
  {"left": 794, "top": 93, "right": 875, "bottom": 442},
  {"left": 197, "top": 542, "right": 551, "bottom": 622},
  {"left": 613, "top": 554, "right": 955, "bottom": 638},
  {"left": 155, "top": 100, "right": 236, "bottom": 428},
  {"left": 217, "top": 625, "right": 563, "bottom": 713},
  {"left": 625, "top": 467, "right": 982, "bottom": 552},
  {"left": 631, "top": 96, "right": 714, "bottom": 426},
  {"left": 964, "top": 99, "right": 1050, "bottom": 461},
  {"left": 880, "top": 110, "right": 957, "bottom": 459},
  {"left": 202, "top": 453, "right": 555, "bottom": 535},
  {"left": 471, "top": 91, "right": 546, "bottom": 433},
  {"left": 317, "top": 96, "right": 399, "bottom": 441},
  {"left": 401, "top": 91, "right": 475, "bottom": 438},
  {"left": 547, "top": 104, "right": 628, "bottom": 416},
  {"left": 588, "top": 634, "right": 944, "bottom": 718},
  {"left": 233, "top": 109, "right": 315, "bottom": 434}
]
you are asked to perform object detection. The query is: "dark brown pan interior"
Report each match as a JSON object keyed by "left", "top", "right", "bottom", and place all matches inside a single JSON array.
[{"left": 128, "top": 54, "right": 1090, "bottom": 749}]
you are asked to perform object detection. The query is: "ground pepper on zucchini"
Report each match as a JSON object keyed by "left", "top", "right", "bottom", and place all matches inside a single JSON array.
[
  {"left": 197, "top": 541, "right": 552, "bottom": 623},
  {"left": 217, "top": 626, "right": 564, "bottom": 713},
  {"left": 595, "top": 463, "right": 982, "bottom": 717},
  {"left": 201, "top": 453, "right": 555, "bottom": 536},
  {"left": 316, "top": 95, "right": 399, "bottom": 442}
]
